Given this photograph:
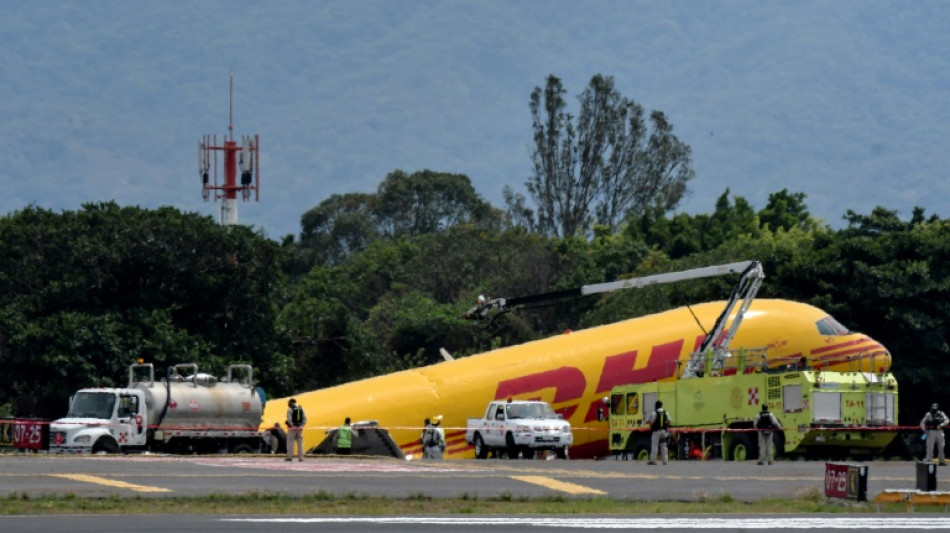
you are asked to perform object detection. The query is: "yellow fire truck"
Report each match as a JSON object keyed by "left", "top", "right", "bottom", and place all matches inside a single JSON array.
[{"left": 607, "top": 349, "right": 899, "bottom": 460}]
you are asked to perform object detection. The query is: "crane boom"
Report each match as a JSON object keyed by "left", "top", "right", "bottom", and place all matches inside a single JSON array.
[{"left": 464, "top": 260, "right": 765, "bottom": 379}]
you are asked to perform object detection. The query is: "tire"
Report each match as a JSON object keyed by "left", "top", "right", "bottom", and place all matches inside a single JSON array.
[
  {"left": 522, "top": 448, "right": 535, "bottom": 460},
  {"left": 773, "top": 431, "right": 786, "bottom": 459},
  {"left": 633, "top": 437, "right": 651, "bottom": 462},
  {"left": 729, "top": 434, "right": 752, "bottom": 461},
  {"left": 473, "top": 434, "right": 489, "bottom": 459},
  {"left": 92, "top": 437, "right": 120, "bottom": 454},
  {"left": 232, "top": 444, "right": 255, "bottom": 454},
  {"left": 505, "top": 433, "right": 519, "bottom": 459},
  {"left": 556, "top": 446, "right": 569, "bottom": 459}
]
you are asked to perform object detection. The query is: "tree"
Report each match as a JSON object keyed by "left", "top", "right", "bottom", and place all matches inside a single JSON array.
[
  {"left": 757, "top": 189, "right": 814, "bottom": 232},
  {"left": 0, "top": 203, "right": 289, "bottom": 418},
  {"left": 375, "top": 169, "right": 498, "bottom": 238},
  {"left": 299, "top": 193, "right": 379, "bottom": 267},
  {"left": 526, "top": 74, "right": 694, "bottom": 237}
]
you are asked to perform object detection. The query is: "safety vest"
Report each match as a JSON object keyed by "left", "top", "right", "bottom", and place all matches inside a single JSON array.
[
  {"left": 290, "top": 406, "right": 304, "bottom": 426},
  {"left": 337, "top": 425, "right": 353, "bottom": 449},
  {"left": 651, "top": 409, "right": 669, "bottom": 431},
  {"left": 758, "top": 412, "right": 774, "bottom": 430},
  {"left": 927, "top": 412, "right": 945, "bottom": 430},
  {"left": 423, "top": 427, "right": 439, "bottom": 446}
]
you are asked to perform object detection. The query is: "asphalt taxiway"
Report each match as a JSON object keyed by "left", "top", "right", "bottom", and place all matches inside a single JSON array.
[{"left": 0, "top": 453, "right": 943, "bottom": 501}]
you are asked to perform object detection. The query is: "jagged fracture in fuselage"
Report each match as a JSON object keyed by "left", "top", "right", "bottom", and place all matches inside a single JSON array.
[{"left": 262, "top": 297, "right": 890, "bottom": 459}]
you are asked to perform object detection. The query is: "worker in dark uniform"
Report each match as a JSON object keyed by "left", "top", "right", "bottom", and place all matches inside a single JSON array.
[
  {"left": 645, "top": 401, "right": 671, "bottom": 465},
  {"left": 921, "top": 403, "right": 949, "bottom": 465},
  {"left": 285, "top": 398, "right": 307, "bottom": 462},
  {"left": 265, "top": 422, "right": 286, "bottom": 454},
  {"left": 753, "top": 404, "right": 782, "bottom": 465}
]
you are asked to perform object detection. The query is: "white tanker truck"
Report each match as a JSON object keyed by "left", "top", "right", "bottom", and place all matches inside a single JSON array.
[{"left": 49, "top": 363, "right": 266, "bottom": 454}]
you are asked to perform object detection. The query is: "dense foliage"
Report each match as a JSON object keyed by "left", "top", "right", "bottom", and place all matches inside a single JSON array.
[{"left": 3, "top": 189, "right": 946, "bottom": 427}]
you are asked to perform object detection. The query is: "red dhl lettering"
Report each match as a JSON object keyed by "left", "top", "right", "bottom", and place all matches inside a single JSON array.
[{"left": 492, "top": 339, "right": 688, "bottom": 424}]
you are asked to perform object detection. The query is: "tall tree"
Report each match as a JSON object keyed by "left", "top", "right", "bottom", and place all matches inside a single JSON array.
[
  {"left": 375, "top": 169, "right": 498, "bottom": 238},
  {"left": 526, "top": 74, "right": 694, "bottom": 237}
]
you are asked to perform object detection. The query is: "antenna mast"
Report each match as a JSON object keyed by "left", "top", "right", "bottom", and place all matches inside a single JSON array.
[{"left": 198, "top": 75, "right": 260, "bottom": 226}]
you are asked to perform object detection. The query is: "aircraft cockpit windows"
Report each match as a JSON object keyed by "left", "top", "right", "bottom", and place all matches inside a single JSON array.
[{"left": 816, "top": 316, "right": 850, "bottom": 336}]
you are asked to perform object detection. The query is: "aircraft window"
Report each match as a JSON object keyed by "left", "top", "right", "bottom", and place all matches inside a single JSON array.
[{"left": 816, "top": 316, "right": 851, "bottom": 336}]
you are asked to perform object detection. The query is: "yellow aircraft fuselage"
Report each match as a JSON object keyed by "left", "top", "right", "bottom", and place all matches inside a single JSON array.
[{"left": 263, "top": 299, "right": 890, "bottom": 459}]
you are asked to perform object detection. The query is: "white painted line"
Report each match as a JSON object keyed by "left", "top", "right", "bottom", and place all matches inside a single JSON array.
[{"left": 223, "top": 516, "right": 950, "bottom": 529}]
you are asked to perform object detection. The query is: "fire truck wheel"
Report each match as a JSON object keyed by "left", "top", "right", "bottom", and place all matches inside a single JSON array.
[
  {"left": 633, "top": 437, "right": 651, "bottom": 462},
  {"left": 729, "top": 434, "right": 752, "bottom": 461},
  {"left": 773, "top": 431, "right": 786, "bottom": 458},
  {"left": 92, "top": 437, "right": 120, "bottom": 454}
]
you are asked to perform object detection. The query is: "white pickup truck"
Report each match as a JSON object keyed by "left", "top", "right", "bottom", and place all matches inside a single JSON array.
[{"left": 465, "top": 400, "right": 572, "bottom": 459}]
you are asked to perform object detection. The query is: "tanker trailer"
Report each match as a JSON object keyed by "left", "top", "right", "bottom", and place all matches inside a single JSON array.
[{"left": 49, "top": 363, "right": 266, "bottom": 454}]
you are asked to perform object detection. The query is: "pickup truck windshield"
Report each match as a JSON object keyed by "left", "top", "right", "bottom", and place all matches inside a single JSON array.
[
  {"left": 67, "top": 392, "right": 117, "bottom": 419},
  {"left": 506, "top": 403, "right": 557, "bottom": 420}
]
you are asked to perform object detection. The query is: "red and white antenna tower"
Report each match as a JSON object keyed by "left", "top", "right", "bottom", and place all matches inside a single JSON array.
[{"left": 198, "top": 75, "right": 260, "bottom": 226}]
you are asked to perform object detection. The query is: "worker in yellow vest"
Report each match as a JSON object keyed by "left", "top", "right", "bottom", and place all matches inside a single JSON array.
[{"left": 336, "top": 417, "right": 358, "bottom": 455}]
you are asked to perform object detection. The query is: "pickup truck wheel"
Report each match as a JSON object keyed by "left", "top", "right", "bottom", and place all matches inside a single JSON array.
[
  {"left": 473, "top": 434, "right": 489, "bottom": 459},
  {"left": 505, "top": 433, "right": 519, "bottom": 459},
  {"left": 92, "top": 437, "right": 120, "bottom": 454},
  {"left": 522, "top": 448, "right": 535, "bottom": 460},
  {"left": 556, "top": 446, "right": 569, "bottom": 459}
]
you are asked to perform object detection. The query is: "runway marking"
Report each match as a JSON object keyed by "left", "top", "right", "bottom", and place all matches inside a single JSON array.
[
  {"left": 49, "top": 474, "right": 171, "bottom": 493},
  {"left": 510, "top": 475, "right": 606, "bottom": 495},
  {"left": 223, "top": 516, "right": 950, "bottom": 529}
]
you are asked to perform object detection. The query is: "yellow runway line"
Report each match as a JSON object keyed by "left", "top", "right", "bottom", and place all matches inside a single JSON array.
[
  {"left": 510, "top": 475, "right": 606, "bottom": 495},
  {"left": 49, "top": 474, "right": 172, "bottom": 493}
]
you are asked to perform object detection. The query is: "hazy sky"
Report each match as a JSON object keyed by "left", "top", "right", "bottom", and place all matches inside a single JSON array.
[{"left": 2, "top": 1, "right": 948, "bottom": 238}]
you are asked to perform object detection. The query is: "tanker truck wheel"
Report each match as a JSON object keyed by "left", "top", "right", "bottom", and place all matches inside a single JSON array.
[
  {"left": 232, "top": 444, "right": 255, "bottom": 454},
  {"left": 92, "top": 437, "right": 120, "bottom": 454}
]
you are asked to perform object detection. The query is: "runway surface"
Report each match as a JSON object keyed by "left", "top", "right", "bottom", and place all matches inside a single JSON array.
[{"left": 0, "top": 453, "right": 946, "bottom": 501}]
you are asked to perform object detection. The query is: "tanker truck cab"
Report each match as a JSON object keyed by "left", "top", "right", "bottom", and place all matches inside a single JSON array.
[{"left": 50, "top": 388, "right": 148, "bottom": 453}]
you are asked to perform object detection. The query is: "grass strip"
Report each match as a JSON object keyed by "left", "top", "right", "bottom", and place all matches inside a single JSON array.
[{"left": 0, "top": 488, "right": 919, "bottom": 515}]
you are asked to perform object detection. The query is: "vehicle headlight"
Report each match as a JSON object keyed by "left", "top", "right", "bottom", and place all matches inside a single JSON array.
[
  {"left": 74, "top": 435, "right": 91, "bottom": 444},
  {"left": 562, "top": 425, "right": 571, "bottom": 434}
]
